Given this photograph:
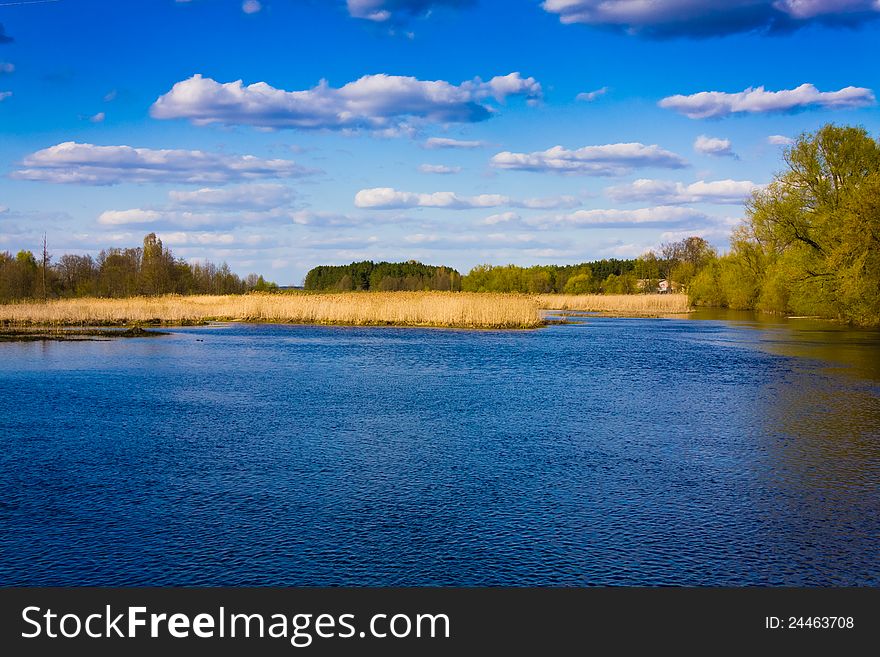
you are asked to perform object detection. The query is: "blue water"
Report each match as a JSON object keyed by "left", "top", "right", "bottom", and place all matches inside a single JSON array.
[{"left": 1, "top": 315, "right": 879, "bottom": 586}]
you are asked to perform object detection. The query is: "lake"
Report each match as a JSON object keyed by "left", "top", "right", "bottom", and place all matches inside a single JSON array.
[{"left": 1, "top": 313, "right": 878, "bottom": 586}]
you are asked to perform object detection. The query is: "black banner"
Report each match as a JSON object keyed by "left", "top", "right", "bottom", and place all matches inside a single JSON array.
[{"left": 0, "top": 587, "right": 876, "bottom": 654}]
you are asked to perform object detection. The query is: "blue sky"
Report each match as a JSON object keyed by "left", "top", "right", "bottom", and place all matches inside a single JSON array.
[{"left": 1, "top": 0, "right": 878, "bottom": 284}]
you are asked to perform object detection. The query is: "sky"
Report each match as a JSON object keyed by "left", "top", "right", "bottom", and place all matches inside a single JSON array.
[{"left": 0, "top": 0, "right": 878, "bottom": 284}]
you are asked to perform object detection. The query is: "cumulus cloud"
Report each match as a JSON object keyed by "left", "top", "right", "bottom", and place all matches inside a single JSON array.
[
  {"left": 418, "top": 163, "right": 461, "bottom": 174},
  {"left": 605, "top": 179, "right": 761, "bottom": 204},
  {"left": 541, "top": 0, "right": 880, "bottom": 38},
  {"left": 576, "top": 86, "right": 608, "bottom": 102},
  {"left": 529, "top": 205, "right": 709, "bottom": 227},
  {"left": 490, "top": 142, "right": 688, "bottom": 176},
  {"left": 161, "top": 231, "right": 235, "bottom": 247},
  {"left": 89, "top": 112, "right": 106, "bottom": 123},
  {"left": 347, "top": 0, "right": 474, "bottom": 22},
  {"left": 659, "top": 83, "right": 875, "bottom": 119},
  {"left": 423, "top": 137, "right": 488, "bottom": 149},
  {"left": 12, "top": 142, "right": 315, "bottom": 185},
  {"left": 694, "top": 135, "right": 735, "bottom": 157},
  {"left": 151, "top": 73, "right": 541, "bottom": 132},
  {"left": 354, "top": 187, "right": 582, "bottom": 210},
  {"left": 159, "top": 232, "right": 271, "bottom": 248},
  {"left": 242, "top": 0, "right": 262, "bottom": 14},
  {"left": 289, "top": 210, "right": 380, "bottom": 227},
  {"left": 355, "top": 187, "right": 508, "bottom": 209},
  {"left": 768, "top": 134, "right": 795, "bottom": 145},
  {"left": 98, "top": 209, "right": 163, "bottom": 226},
  {"left": 98, "top": 207, "right": 292, "bottom": 229},
  {"left": 169, "top": 183, "right": 294, "bottom": 209},
  {"left": 480, "top": 211, "right": 521, "bottom": 225}
]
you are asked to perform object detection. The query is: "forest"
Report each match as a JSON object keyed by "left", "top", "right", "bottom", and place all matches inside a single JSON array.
[
  {"left": 0, "top": 233, "right": 276, "bottom": 302},
  {"left": 304, "top": 260, "right": 462, "bottom": 292},
  {"left": 303, "top": 258, "right": 648, "bottom": 293}
]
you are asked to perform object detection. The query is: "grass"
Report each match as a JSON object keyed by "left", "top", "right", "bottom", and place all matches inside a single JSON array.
[
  {"left": 0, "top": 292, "right": 691, "bottom": 330},
  {"left": 534, "top": 293, "right": 691, "bottom": 315},
  {"left": 0, "top": 292, "right": 543, "bottom": 329}
]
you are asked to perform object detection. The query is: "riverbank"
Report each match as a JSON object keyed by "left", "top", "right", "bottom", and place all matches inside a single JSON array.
[
  {"left": 0, "top": 292, "right": 692, "bottom": 329},
  {"left": 0, "top": 326, "right": 168, "bottom": 342}
]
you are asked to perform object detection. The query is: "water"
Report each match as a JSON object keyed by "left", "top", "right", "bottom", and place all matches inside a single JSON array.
[{"left": 1, "top": 314, "right": 878, "bottom": 586}]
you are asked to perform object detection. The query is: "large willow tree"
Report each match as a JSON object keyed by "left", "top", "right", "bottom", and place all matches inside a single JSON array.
[{"left": 737, "top": 124, "right": 880, "bottom": 325}]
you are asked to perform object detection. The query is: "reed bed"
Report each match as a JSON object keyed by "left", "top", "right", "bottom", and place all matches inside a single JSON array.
[
  {"left": 535, "top": 293, "right": 691, "bottom": 315},
  {"left": 0, "top": 292, "right": 543, "bottom": 329}
]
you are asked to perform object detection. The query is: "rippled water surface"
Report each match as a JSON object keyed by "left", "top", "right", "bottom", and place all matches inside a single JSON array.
[{"left": 1, "top": 314, "right": 879, "bottom": 586}]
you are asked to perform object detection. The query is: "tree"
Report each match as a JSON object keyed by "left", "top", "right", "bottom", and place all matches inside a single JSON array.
[
  {"left": 563, "top": 271, "right": 592, "bottom": 294},
  {"left": 744, "top": 124, "right": 880, "bottom": 323}
]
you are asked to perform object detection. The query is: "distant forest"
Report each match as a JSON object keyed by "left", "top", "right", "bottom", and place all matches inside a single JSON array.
[
  {"left": 304, "top": 260, "right": 463, "bottom": 292},
  {"left": 303, "top": 257, "right": 661, "bottom": 293},
  {"left": 0, "top": 233, "right": 276, "bottom": 302}
]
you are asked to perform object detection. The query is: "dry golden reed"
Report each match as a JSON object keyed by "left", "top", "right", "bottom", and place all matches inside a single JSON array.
[
  {"left": 0, "top": 292, "right": 691, "bottom": 329},
  {"left": 534, "top": 293, "right": 691, "bottom": 314},
  {"left": 0, "top": 292, "right": 543, "bottom": 329}
]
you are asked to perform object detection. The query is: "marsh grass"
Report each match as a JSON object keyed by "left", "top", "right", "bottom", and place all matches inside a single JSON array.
[
  {"left": 535, "top": 293, "right": 691, "bottom": 315},
  {"left": 0, "top": 292, "right": 543, "bottom": 329},
  {"left": 0, "top": 292, "right": 691, "bottom": 329}
]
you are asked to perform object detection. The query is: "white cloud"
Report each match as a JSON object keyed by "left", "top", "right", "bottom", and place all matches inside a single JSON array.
[
  {"left": 347, "top": 0, "right": 473, "bottom": 22},
  {"left": 768, "top": 134, "right": 795, "bottom": 145},
  {"left": 490, "top": 142, "right": 688, "bottom": 175},
  {"left": 418, "top": 163, "right": 461, "bottom": 174},
  {"left": 693, "top": 135, "right": 735, "bottom": 158},
  {"left": 541, "top": 1, "right": 880, "bottom": 37},
  {"left": 158, "top": 232, "right": 272, "bottom": 249},
  {"left": 288, "top": 210, "right": 378, "bottom": 227},
  {"left": 402, "top": 231, "right": 549, "bottom": 249},
  {"left": 355, "top": 187, "right": 508, "bottom": 209},
  {"left": 98, "top": 207, "right": 292, "bottom": 229},
  {"left": 659, "top": 84, "right": 875, "bottom": 119},
  {"left": 242, "top": 0, "right": 262, "bottom": 14},
  {"left": 354, "top": 187, "right": 582, "bottom": 210},
  {"left": 151, "top": 72, "right": 541, "bottom": 131},
  {"left": 480, "top": 211, "right": 521, "bottom": 225},
  {"left": 161, "top": 231, "right": 236, "bottom": 247},
  {"left": 576, "top": 86, "right": 608, "bottom": 102},
  {"left": 423, "top": 137, "right": 488, "bottom": 149},
  {"left": 89, "top": 112, "right": 106, "bottom": 123},
  {"left": 605, "top": 179, "right": 761, "bottom": 204},
  {"left": 98, "top": 209, "right": 163, "bottom": 226},
  {"left": 103, "top": 89, "right": 117, "bottom": 102},
  {"left": 12, "top": 142, "right": 314, "bottom": 185},
  {"left": 0, "top": 91, "right": 11, "bottom": 102},
  {"left": 529, "top": 205, "right": 709, "bottom": 227},
  {"left": 0, "top": 62, "right": 13, "bottom": 75},
  {"left": 169, "top": 183, "right": 294, "bottom": 209},
  {"left": 519, "top": 195, "right": 581, "bottom": 209}
]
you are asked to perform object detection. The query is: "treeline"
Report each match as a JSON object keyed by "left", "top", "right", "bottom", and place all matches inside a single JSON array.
[
  {"left": 0, "top": 233, "right": 277, "bottom": 302},
  {"left": 461, "top": 259, "right": 649, "bottom": 294},
  {"left": 305, "top": 258, "right": 660, "bottom": 294},
  {"left": 688, "top": 124, "right": 880, "bottom": 327},
  {"left": 304, "top": 260, "right": 462, "bottom": 291}
]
